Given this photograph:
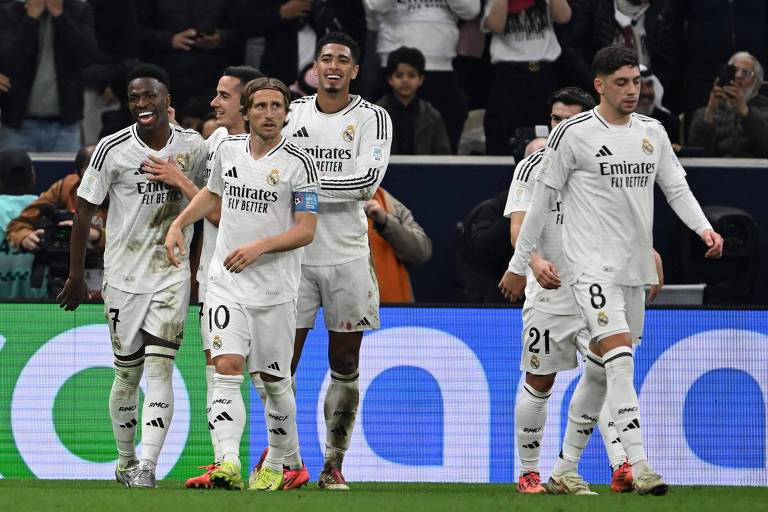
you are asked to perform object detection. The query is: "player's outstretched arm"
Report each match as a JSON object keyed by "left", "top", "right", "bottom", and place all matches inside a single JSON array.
[
  {"left": 165, "top": 187, "right": 220, "bottom": 267},
  {"left": 223, "top": 211, "right": 317, "bottom": 273},
  {"left": 57, "top": 197, "right": 98, "bottom": 311}
]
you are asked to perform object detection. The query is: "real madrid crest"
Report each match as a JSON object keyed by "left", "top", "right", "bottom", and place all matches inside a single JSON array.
[
  {"left": 112, "top": 334, "right": 121, "bottom": 350},
  {"left": 343, "top": 124, "right": 355, "bottom": 142},
  {"left": 530, "top": 355, "right": 540, "bottom": 369},
  {"left": 212, "top": 335, "right": 223, "bottom": 350},
  {"left": 267, "top": 168, "right": 280, "bottom": 186},
  {"left": 641, "top": 138, "right": 653, "bottom": 155},
  {"left": 597, "top": 311, "right": 609, "bottom": 327},
  {"left": 175, "top": 152, "right": 190, "bottom": 171}
]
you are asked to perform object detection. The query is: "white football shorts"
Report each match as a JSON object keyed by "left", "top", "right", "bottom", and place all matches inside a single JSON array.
[{"left": 296, "top": 256, "right": 380, "bottom": 332}]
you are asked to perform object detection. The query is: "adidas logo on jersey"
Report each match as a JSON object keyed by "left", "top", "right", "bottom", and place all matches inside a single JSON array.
[
  {"left": 133, "top": 166, "right": 150, "bottom": 175},
  {"left": 224, "top": 167, "right": 238, "bottom": 178},
  {"left": 595, "top": 145, "right": 613, "bottom": 157},
  {"left": 292, "top": 126, "right": 309, "bottom": 137}
]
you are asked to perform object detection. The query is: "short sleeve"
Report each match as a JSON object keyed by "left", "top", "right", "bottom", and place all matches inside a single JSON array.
[
  {"left": 77, "top": 139, "right": 114, "bottom": 204},
  {"left": 538, "top": 131, "right": 575, "bottom": 191},
  {"left": 504, "top": 151, "right": 543, "bottom": 217},
  {"left": 189, "top": 136, "right": 209, "bottom": 188},
  {"left": 207, "top": 145, "right": 225, "bottom": 195}
]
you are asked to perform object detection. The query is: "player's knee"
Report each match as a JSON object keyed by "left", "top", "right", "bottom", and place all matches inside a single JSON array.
[
  {"left": 259, "top": 371, "right": 284, "bottom": 383},
  {"left": 329, "top": 355, "right": 358, "bottom": 375},
  {"left": 144, "top": 355, "right": 174, "bottom": 381},
  {"left": 214, "top": 355, "right": 243, "bottom": 376},
  {"left": 113, "top": 364, "right": 143, "bottom": 390},
  {"left": 525, "top": 372, "right": 555, "bottom": 393}
]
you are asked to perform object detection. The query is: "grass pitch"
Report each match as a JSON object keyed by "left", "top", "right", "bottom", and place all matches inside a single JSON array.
[{"left": 0, "top": 481, "right": 765, "bottom": 512}]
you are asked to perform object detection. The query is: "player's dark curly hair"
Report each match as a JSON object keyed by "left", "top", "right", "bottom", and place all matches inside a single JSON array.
[
  {"left": 314, "top": 31, "right": 360, "bottom": 63},
  {"left": 126, "top": 63, "right": 171, "bottom": 92},
  {"left": 592, "top": 46, "right": 640, "bottom": 77},
  {"left": 549, "top": 87, "right": 596, "bottom": 111}
]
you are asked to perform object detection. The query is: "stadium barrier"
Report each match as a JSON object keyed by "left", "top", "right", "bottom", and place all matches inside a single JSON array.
[
  {"left": 28, "top": 155, "right": 768, "bottom": 304},
  {"left": 1, "top": 303, "right": 765, "bottom": 485}
]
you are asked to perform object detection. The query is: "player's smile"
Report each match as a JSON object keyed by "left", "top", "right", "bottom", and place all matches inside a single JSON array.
[{"left": 127, "top": 78, "right": 169, "bottom": 131}]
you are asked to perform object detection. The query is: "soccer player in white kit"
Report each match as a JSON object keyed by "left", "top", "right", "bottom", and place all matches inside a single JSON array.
[
  {"left": 502, "top": 47, "right": 723, "bottom": 495},
  {"left": 165, "top": 77, "right": 319, "bottom": 491},
  {"left": 184, "top": 65, "right": 265, "bottom": 489},
  {"left": 504, "top": 88, "right": 665, "bottom": 495},
  {"left": 57, "top": 64, "right": 208, "bottom": 488},
  {"left": 282, "top": 32, "right": 392, "bottom": 490}
]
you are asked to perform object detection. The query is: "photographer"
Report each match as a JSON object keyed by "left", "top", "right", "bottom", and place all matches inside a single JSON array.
[
  {"left": 688, "top": 52, "right": 768, "bottom": 157},
  {"left": 6, "top": 145, "right": 106, "bottom": 297},
  {"left": 0, "top": 149, "right": 46, "bottom": 298}
]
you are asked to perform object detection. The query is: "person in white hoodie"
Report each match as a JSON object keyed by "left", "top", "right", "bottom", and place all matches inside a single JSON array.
[{"left": 365, "top": 0, "right": 480, "bottom": 152}]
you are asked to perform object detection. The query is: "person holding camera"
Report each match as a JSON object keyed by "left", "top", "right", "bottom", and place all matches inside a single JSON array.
[
  {"left": 688, "top": 51, "right": 768, "bottom": 157},
  {"left": 5, "top": 145, "right": 105, "bottom": 298},
  {"left": 0, "top": 149, "right": 47, "bottom": 299}
]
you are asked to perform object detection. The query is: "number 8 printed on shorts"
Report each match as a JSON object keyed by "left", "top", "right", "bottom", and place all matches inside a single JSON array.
[{"left": 589, "top": 284, "right": 606, "bottom": 309}]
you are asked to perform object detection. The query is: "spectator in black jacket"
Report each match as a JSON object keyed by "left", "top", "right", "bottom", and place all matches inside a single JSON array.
[
  {"left": 557, "top": 0, "right": 678, "bottom": 110},
  {"left": 0, "top": 0, "right": 97, "bottom": 152},
  {"left": 136, "top": 0, "right": 242, "bottom": 120},
  {"left": 637, "top": 65, "right": 680, "bottom": 148}
]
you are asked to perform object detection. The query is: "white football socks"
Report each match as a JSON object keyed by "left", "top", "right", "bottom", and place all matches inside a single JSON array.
[
  {"left": 109, "top": 364, "right": 143, "bottom": 466},
  {"left": 210, "top": 373, "right": 245, "bottom": 467},
  {"left": 263, "top": 378, "right": 301, "bottom": 471},
  {"left": 598, "top": 401, "right": 628, "bottom": 471},
  {"left": 139, "top": 355, "right": 175, "bottom": 466},
  {"left": 553, "top": 353, "right": 606, "bottom": 476},
  {"left": 603, "top": 346, "right": 648, "bottom": 473},
  {"left": 324, "top": 370, "right": 359, "bottom": 468},
  {"left": 205, "top": 364, "right": 223, "bottom": 463},
  {"left": 515, "top": 382, "right": 550, "bottom": 474}
]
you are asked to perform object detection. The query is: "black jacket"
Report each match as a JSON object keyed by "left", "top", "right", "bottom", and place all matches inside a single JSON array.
[
  {"left": 0, "top": 0, "right": 97, "bottom": 127},
  {"left": 557, "top": 0, "right": 679, "bottom": 110}
]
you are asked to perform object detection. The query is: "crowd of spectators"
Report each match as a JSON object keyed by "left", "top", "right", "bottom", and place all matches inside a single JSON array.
[{"left": 0, "top": 0, "right": 765, "bottom": 157}]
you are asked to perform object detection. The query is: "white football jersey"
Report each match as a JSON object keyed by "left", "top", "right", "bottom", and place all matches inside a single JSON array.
[
  {"left": 78, "top": 124, "right": 207, "bottom": 294},
  {"left": 504, "top": 148, "right": 578, "bottom": 315},
  {"left": 283, "top": 94, "right": 392, "bottom": 266},
  {"left": 207, "top": 135, "right": 319, "bottom": 307},
  {"left": 196, "top": 126, "right": 229, "bottom": 289},
  {"left": 538, "top": 108, "right": 687, "bottom": 286}
]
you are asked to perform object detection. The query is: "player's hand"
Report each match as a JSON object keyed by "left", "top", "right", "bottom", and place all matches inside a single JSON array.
[
  {"left": 45, "top": 0, "right": 63, "bottom": 17},
  {"left": 142, "top": 155, "right": 187, "bottom": 187},
  {"left": 164, "top": 222, "right": 186, "bottom": 267},
  {"left": 530, "top": 257, "right": 561, "bottom": 289},
  {"left": 56, "top": 275, "right": 89, "bottom": 311},
  {"left": 20, "top": 229, "right": 44, "bottom": 251},
  {"left": 224, "top": 241, "right": 265, "bottom": 273},
  {"left": 172, "top": 28, "right": 197, "bottom": 50},
  {"left": 701, "top": 229, "right": 724, "bottom": 259},
  {"left": 648, "top": 250, "right": 664, "bottom": 303},
  {"left": 280, "top": 0, "right": 312, "bottom": 19},
  {"left": 193, "top": 30, "right": 221, "bottom": 50},
  {"left": 0, "top": 73, "right": 10, "bottom": 94},
  {"left": 498, "top": 271, "right": 526, "bottom": 302},
  {"left": 363, "top": 199, "right": 388, "bottom": 225}
]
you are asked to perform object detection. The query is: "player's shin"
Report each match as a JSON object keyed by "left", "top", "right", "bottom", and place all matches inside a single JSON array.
[
  {"left": 515, "top": 382, "right": 550, "bottom": 474},
  {"left": 598, "top": 401, "right": 627, "bottom": 471},
  {"left": 139, "top": 354, "right": 176, "bottom": 468},
  {"left": 324, "top": 370, "right": 359, "bottom": 468},
  {"left": 210, "top": 373, "right": 246, "bottom": 466},
  {"left": 263, "top": 378, "right": 301, "bottom": 470},
  {"left": 553, "top": 354, "right": 606, "bottom": 476},
  {"left": 603, "top": 346, "right": 649, "bottom": 473},
  {"left": 205, "top": 364, "right": 224, "bottom": 462},
  {"left": 109, "top": 363, "right": 143, "bottom": 466}
]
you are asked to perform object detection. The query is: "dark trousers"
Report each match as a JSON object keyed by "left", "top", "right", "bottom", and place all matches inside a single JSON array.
[{"left": 484, "top": 61, "right": 557, "bottom": 156}]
